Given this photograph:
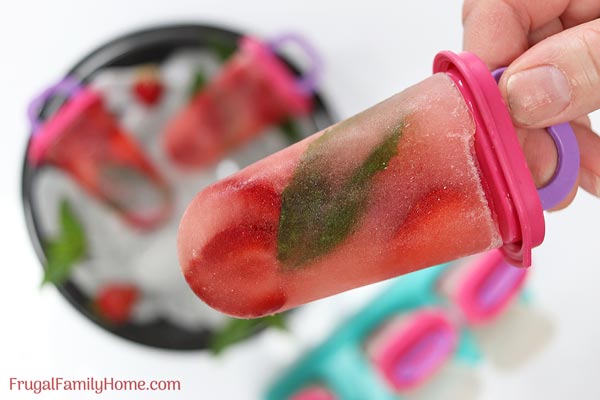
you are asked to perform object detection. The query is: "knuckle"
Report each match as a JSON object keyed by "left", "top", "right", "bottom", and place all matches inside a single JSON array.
[{"left": 577, "top": 25, "right": 600, "bottom": 88}]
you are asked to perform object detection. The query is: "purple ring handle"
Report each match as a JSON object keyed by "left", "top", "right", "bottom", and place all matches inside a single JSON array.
[
  {"left": 492, "top": 68, "right": 580, "bottom": 210},
  {"left": 269, "top": 33, "right": 322, "bottom": 93},
  {"left": 27, "top": 76, "right": 82, "bottom": 135}
]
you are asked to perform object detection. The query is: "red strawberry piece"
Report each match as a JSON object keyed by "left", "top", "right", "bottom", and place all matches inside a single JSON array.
[
  {"left": 94, "top": 283, "right": 139, "bottom": 324},
  {"left": 133, "top": 78, "right": 164, "bottom": 106},
  {"left": 203, "top": 179, "right": 282, "bottom": 228},
  {"left": 182, "top": 181, "right": 285, "bottom": 318},
  {"left": 392, "top": 187, "right": 495, "bottom": 268}
]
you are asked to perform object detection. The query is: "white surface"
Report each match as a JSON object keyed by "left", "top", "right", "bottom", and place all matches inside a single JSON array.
[{"left": 0, "top": 1, "right": 599, "bottom": 399}]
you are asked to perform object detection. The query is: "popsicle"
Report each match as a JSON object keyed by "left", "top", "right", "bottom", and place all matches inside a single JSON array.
[
  {"left": 178, "top": 72, "right": 504, "bottom": 318},
  {"left": 28, "top": 85, "right": 172, "bottom": 230},
  {"left": 163, "top": 36, "right": 313, "bottom": 169}
]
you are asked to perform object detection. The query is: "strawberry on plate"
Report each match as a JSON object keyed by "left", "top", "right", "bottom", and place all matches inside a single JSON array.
[
  {"left": 132, "top": 70, "right": 164, "bottom": 106},
  {"left": 94, "top": 283, "right": 139, "bottom": 324}
]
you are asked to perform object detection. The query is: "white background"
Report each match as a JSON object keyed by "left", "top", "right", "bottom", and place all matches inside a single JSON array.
[{"left": 1, "top": 1, "right": 599, "bottom": 399}]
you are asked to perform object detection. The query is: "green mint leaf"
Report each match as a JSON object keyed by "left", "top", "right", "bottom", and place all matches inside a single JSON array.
[
  {"left": 189, "top": 70, "right": 207, "bottom": 98},
  {"left": 207, "top": 37, "right": 237, "bottom": 62},
  {"left": 59, "top": 200, "right": 86, "bottom": 256},
  {"left": 209, "top": 314, "right": 288, "bottom": 355},
  {"left": 277, "top": 124, "right": 403, "bottom": 267},
  {"left": 42, "top": 200, "right": 87, "bottom": 286},
  {"left": 279, "top": 118, "right": 304, "bottom": 144},
  {"left": 264, "top": 313, "right": 287, "bottom": 331}
]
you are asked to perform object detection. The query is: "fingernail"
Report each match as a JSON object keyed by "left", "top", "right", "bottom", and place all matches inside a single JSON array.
[{"left": 506, "top": 65, "right": 571, "bottom": 126}]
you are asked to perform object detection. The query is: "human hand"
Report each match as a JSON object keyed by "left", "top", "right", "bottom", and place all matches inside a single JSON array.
[{"left": 463, "top": 0, "right": 600, "bottom": 208}]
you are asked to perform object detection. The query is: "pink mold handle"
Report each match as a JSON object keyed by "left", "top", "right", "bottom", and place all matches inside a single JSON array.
[
  {"left": 367, "top": 309, "right": 458, "bottom": 393},
  {"left": 433, "top": 51, "right": 580, "bottom": 267},
  {"left": 162, "top": 34, "right": 320, "bottom": 169},
  {"left": 28, "top": 80, "right": 172, "bottom": 230}
]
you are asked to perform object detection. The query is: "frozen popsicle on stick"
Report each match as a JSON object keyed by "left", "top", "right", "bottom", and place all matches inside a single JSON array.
[
  {"left": 28, "top": 81, "right": 172, "bottom": 230},
  {"left": 163, "top": 36, "right": 315, "bottom": 169},
  {"left": 178, "top": 52, "right": 576, "bottom": 318}
]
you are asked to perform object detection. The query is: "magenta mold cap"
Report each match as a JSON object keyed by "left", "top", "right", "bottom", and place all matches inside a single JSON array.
[{"left": 433, "top": 51, "right": 580, "bottom": 267}]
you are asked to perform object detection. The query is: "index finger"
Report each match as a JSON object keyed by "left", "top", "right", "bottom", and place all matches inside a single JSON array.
[{"left": 462, "top": 0, "right": 570, "bottom": 68}]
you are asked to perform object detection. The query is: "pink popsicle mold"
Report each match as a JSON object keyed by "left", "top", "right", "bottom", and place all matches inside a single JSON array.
[
  {"left": 242, "top": 35, "right": 316, "bottom": 116},
  {"left": 369, "top": 309, "right": 458, "bottom": 392},
  {"left": 434, "top": 51, "right": 580, "bottom": 267},
  {"left": 27, "top": 78, "right": 89, "bottom": 165},
  {"left": 451, "top": 249, "right": 527, "bottom": 325},
  {"left": 434, "top": 51, "right": 545, "bottom": 267},
  {"left": 290, "top": 386, "right": 337, "bottom": 400}
]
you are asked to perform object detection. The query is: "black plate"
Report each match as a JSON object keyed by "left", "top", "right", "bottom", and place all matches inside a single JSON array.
[{"left": 21, "top": 24, "right": 335, "bottom": 350}]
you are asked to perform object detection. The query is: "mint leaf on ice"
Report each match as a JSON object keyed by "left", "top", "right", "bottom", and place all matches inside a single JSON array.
[
  {"left": 41, "top": 200, "right": 87, "bottom": 285},
  {"left": 207, "top": 38, "right": 237, "bottom": 62},
  {"left": 189, "top": 70, "right": 207, "bottom": 98},
  {"left": 279, "top": 118, "right": 304, "bottom": 144}
]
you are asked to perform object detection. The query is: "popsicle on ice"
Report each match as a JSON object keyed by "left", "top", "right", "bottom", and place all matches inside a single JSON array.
[
  {"left": 29, "top": 85, "right": 172, "bottom": 230},
  {"left": 163, "top": 36, "right": 313, "bottom": 169}
]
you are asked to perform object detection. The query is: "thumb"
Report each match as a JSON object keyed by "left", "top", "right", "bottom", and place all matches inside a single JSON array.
[{"left": 499, "top": 19, "right": 600, "bottom": 128}]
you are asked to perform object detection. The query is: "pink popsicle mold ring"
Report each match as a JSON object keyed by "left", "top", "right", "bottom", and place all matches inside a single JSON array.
[
  {"left": 242, "top": 34, "right": 321, "bottom": 116},
  {"left": 369, "top": 309, "right": 458, "bottom": 392},
  {"left": 27, "top": 76, "right": 82, "bottom": 136},
  {"left": 290, "top": 386, "right": 337, "bottom": 400},
  {"left": 433, "top": 51, "right": 578, "bottom": 267},
  {"left": 451, "top": 249, "right": 527, "bottom": 325},
  {"left": 27, "top": 79, "right": 98, "bottom": 166}
]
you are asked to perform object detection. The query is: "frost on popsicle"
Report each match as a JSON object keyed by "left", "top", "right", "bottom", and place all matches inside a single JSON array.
[{"left": 277, "top": 122, "right": 403, "bottom": 267}]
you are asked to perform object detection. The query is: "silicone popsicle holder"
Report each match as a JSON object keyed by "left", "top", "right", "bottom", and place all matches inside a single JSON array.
[
  {"left": 433, "top": 51, "right": 580, "bottom": 267},
  {"left": 240, "top": 33, "right": 322, "bottom": 117},
  {"left": 27, "top": 76, "right": 82, "bottom": 140},
  {"left": 450, "top": 249, "right": 528, "bottom": 325},
  {"left": 269, "top": 32, "right": 323, "bottom": 94},
  {"left": 267, "top": 250, "right": 529, "bottom": 400},
  {"left": 368, "top": 309, "right": 458, "bottom": 392},
  {"left": 491, "top": 67, "right": 580, "bottom": 210}
]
